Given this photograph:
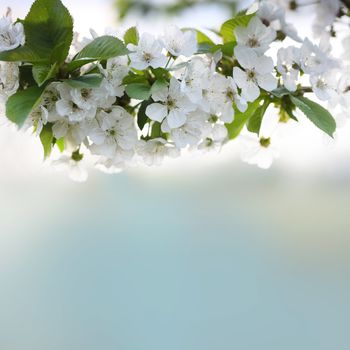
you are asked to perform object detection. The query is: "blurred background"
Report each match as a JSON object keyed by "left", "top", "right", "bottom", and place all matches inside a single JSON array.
[{"left": 1, "top": 0, "right": 350, "bottom": 349}]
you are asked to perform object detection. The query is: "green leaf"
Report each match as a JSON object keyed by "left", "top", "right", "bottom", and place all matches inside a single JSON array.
[
  {"left": 67, "top": 36, "right": 129, "bottom": 72},
  {"left": 40, "top": 123, "right": 54, "bottom": 159},
  {"left": 0, "top": 0, "right": 74, "bottom": 64},
  {"left": 151, "top": 122, "right": 162, "bottom": 138},
  {"left": 6, "top": 85, "right": 46, "bottom": 127},
  {"left": 151, "top": 79, "right": 168, "bottom": 95},
  {"left": 281, "top": 95, "right": 298, "bottom": 122},
  {"left": 137, "top": 100, "right": 151, "bottom": 130},
  {"left": 55, "top": 137, "right": 65, "bottom": 152},
  {"left": 0, "top": 46, "right": 43, "bottom": 63},
  {"left": 32, "top": 63, "right": 58, "bottom": 86},
  {"left": 124, "top": 26, "right": 139, "bottom": 45},
  {"left": 290, "top": 95, "right": 336, "bottom": 137},
  {"left": 220, "top": 13, "right": 255, "bottom": 43},
  {"left": 122, "top": 73, "right": 148, "bottom": 85},
  {"left": 225, "top": 98, "right": 262, "bottom": 139},
  {"left": 64, "top": 74, "right": 104, "bottom": 88},
  {"left": 18, "top": 65, "right": 36, "bottom": 89},
  {"left": 183, "top": 28, "right": 214, "bottom": 45},
  {"left": 247, "top": 99, "right": 270, "bottom": 135},
  {"left": 125, "top": 83, "right": 151, "bottom": 100},
  {"left": 270, "top": 86, "right": 292, "bottom": 98}
]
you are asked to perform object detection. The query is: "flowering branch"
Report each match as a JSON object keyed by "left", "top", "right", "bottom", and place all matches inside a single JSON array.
[{"left": 0, "top": 0, "right": 348, "bottom": 181}]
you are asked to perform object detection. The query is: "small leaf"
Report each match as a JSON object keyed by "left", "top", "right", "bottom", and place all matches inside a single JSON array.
[
  {"left": 270, "top": 86, "right": 292, "bottom": 98},
  {"left": 122, "top": 73, "right": 148, "bottom": 85},
  {"left": 151, "top": 122, "right": 162, "bottom": 138},
  {"left": 64, "top": 74, "right": 104, "bottom": 88},
  {"left": 151, "top": 79, "right": 168, "bottom": 95},
  {"left": 225, "top": 98, "right": 262, "bottom": 139},
  {"left": 55, "top": 137, "right": 65, "bottom": 152},
  {"left": 137, "top": 100, "right": 151, "bottom": 130},
  {"left": 220, "top": 13, "right": 255, "bottom": 43},
  {"left": 32, "top": 63, "right": 58, "bottom": 86},
  {"left": 247, "top": 99, "right": 270, "bottom": 135},
  {"left": 183, "top": 28, "right": 214, "bottom": 45},
  {"left": 281, "top": 95, "right": 298, "bottom": 122},
  {"left": 0, "top": 0, "right": 74, "bottom": 64},
  {"left": 125, "top": 83, "right": 151, "bottom": 100},
  {"left": 124, "top": 27, "right": 139, "bottom": 45},
  {"left": 40, "top": 123, "right": 54, "bottom": 159},
  {"left": 67, "top": 36, "right": 129, "bottom": 72},
  {"left": 290, "top": 95, "right": 336, "bottom": 137},
  {"left": 6, "top": 85, "right": 46, "bottom": 127}
]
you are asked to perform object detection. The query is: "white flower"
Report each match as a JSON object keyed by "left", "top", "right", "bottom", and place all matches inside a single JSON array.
[
  {"left": 137, "top": 138, "right": 179, "bottom": 166},
  {"left": 202, "top": 75, "right": 247, "bottom": 123},
  {"left": 0, "top": 8, "right": 24, "bottom": 52},
  {"left": 179, "top": 57, "right": 210, "bottom": 103},
  {"left": 89, "top": 106, "right": 138, "bottom": 158},
  {"left": 51, "top": 119, "right": 91, "bottom": 148},
  {"left": 165, "top": 110, "right": 207, "bottom": 148},
  {"left": 0, "top": 62, "right": 19, "bottom": 101},
  {"left": 313, "top": 0, "right": 341, "bottom": 38},
  {"left": 26, "top": 106, "right": 48, "bottom": 135},
  {"left": 95, "top": 148, "right": 135, "bottom": 174},
  {"left": 162, "top": 25, "right": 197, "bottom": 57},
  {"left": 52, "top": 151, "right": 88, "bottom": 182},
  {"left": 310, "top": 72, "right": 337, "bottom": 101},
  {"left": 99, "top": 56, "right": 129, "bottom": 97},
  {"left": 276, "top": 46, "right": 301, "bottom": 92},
  {"left": 235, "top": 16, "right": 276, "bottom": 54},
  {"left": 300, "top": 38, "right": 337, "bottom": 76},
  {"left": 233, "top": 46, "right": 277, "bottom": 102},
  {"left": 336, "top": 71, "right": 350, "bottom": 109},
  {"left": 146, "top": 77, "right": 195, "bottom": 129},
  {"left": 56, "top": 84, "right": 99, "bottom": 122},
  {"left": 257, "top": 1, "right": 301, "bottom": 42},
  {"left": 127, "top": 33, "right": 167, "bottom": 70},
  {"left": 239, "top": 134, "right": 279, "bottom": 169}
]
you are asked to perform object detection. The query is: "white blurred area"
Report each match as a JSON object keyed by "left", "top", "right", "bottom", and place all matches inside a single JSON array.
[{"left": 2, "top": 0, "right": 350, "bottom": 183}]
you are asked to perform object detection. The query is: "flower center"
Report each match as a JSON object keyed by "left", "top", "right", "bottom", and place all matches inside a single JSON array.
[
  {"left": 247, "top": 70, "right": 257, "bottom": 81},
  {"left": 247, "top": 37, "right": 259, "bottom": 48},
  {"left": 143, "top": 52, "right": 153, "bottom": 63},
  {"left": 167, "top": 98, "right": 176, "bottom": 109},
  {"left": 107, "top": 128, "right": 117, "bottom": 137},
  {"left": 81, "top": 89, "right": 92, "bottom": 99}
]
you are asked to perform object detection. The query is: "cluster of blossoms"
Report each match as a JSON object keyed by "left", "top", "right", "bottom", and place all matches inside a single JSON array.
[{"left": 0, "top": 0, "right": 348, "bottom": 181}]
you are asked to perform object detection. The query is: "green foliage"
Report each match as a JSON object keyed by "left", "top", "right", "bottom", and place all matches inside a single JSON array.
[
  {"left": 32, "top": 63, "right": 58, "bottom": 86},
  {"left": 6, "top": 85, "right": 46, "bottom": 127},
  {"left": 151, "top": 79, "right": 168, "bottom": 95},
  {"left": 137, "top": 100, "right": 151, "bottom": 130},
  {"left": 0, "top": 0, "right": 73, "bottom": 64},
  {"left": 247, "top": 99, "right": 271, "bottom": 135},
  {"left": 65, "top": 74, "right": 104, "bottom": 88},
  {"left": 290, "top": 95, "right": 336, "bottom": 137},
  {"left": 124, "top": 27, "right": 139, "bottom": 45},
  {"left": 225, "top": 98, "right": 262, "bottom": 139},
  {"left": 55, "top": 138, "right": 65, "bottom": 153},
  {"left": 220, "top": 12, "right": 255, "bottom": 43},
  {"left": 67, "top": 36, "right": 129, "bottom": 72},
  {"left": 151, "top": 121, "right": 162, "bottom": 138},
  {"left": 39, "top": 123, "right": 54, "bottom": 158},
  {"left": 125, "top": 83, "right": 152, "bottom": 100}
]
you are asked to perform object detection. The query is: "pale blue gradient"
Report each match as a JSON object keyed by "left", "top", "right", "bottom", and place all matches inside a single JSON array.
[
  {"left": 1, "top": 165, "right": 350, "bottom": 349},
  {"left": 1, "top": 1, "right": 350, "bottom": 349}
]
